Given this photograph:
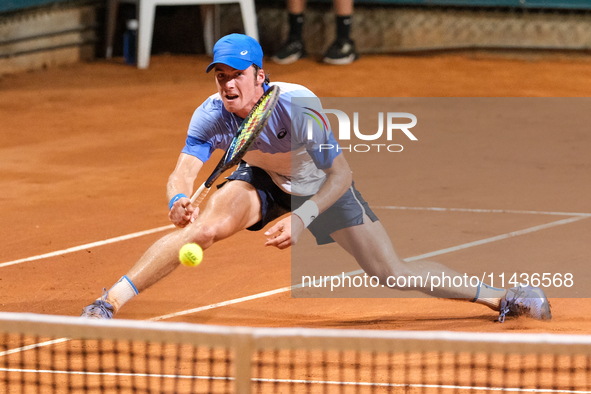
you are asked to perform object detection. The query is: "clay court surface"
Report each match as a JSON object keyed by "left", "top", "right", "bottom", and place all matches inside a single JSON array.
[{"left": 1, "top": 51, "right": 590, "bottom": 335}]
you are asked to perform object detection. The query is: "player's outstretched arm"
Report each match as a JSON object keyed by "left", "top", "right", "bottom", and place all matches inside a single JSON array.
[{"left": 167, "top": 153, "right": 204, "bottom": 228}]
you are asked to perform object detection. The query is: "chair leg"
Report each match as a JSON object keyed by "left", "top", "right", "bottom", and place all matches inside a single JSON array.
[
  {"left": 137, "top": 1, "right": 156, "bottom": 69},
  {"left": 201, "top": 4, "right": 215, "bottom": 55},
  {"left": 105, "top": 0, "right": 120, "bottom": 58},
  {"left": 238, "top": 0, "right": 259, "bottom": 41},
  {"left": 214, "top": 4, "right": 220, "bottom": 42}
]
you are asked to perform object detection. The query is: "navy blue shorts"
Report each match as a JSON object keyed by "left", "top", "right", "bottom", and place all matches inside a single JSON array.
[{"left": 221, "top": 162, "right": 379, "bottom": 245}]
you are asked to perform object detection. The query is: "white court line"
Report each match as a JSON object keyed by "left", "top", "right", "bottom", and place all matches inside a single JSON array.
[
  {"left": 0, "top": 224, "right": 175, "bottom": 269},
  {"left": 5, "top": 215, "right": 586, "bottom": 353},
  {"left": 254, "top": 377, "right": 591, "bottom": 394},
  {"left": 0, "top": 338, "right": 69, "bottom": 357},
  {"left": 0, "top": 368, "right": 589, "bottom": 393},
  {"left": 1, "top": 211, "right": 588, "bottom": 348},
  {"left": 2, "top": 206, "right": 589, "bottom": 270},
  {"left": 0, "top": 215, "right": 591, "bottom": 321},
  {"left": 150, "top": 286, "right": 292, "bottom": 321},
  {"left": 0, "top": 367, "right": 229, "bottom": 380},
  {"left": 397, "top": 215, "right": 588, "bottom": 262},
  {"left": 2, "top": 215, "right": 590, "bottom": 392},
  {"left": 154, "top": 215, "right": 588, "bottom": 321},
  {"left": 376, "top": 206, "right": 591, "bottom": 217}
]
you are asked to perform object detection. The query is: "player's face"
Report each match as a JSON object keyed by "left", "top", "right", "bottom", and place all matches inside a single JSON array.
[{"left": 214, "top": 64, "right": 264, "bottom": 118}]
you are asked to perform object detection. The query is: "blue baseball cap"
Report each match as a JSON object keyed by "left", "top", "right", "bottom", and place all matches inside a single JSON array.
[{"left": 206, "top": 34, "right": 263, "bottom": 73}]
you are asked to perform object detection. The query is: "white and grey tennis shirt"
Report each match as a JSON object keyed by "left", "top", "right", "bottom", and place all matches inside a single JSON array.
[{"left": 182, "top": 82, "right": 341, "bottom": 196}]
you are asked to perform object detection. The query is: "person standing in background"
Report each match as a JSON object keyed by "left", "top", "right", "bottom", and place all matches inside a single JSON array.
[{"left": 271, "top": 0, "right": 358, "bottom": 65}]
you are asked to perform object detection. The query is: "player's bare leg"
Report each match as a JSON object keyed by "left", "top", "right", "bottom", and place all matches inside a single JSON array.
[
  {"left": 330, "top": 215, "right": 505, "bottom": 307},
  {"left": 126, "top": 181, "right": 261, "bottom": 293},
  {"left": 81, "top": 181, "right": 261, "bottom": 317}
]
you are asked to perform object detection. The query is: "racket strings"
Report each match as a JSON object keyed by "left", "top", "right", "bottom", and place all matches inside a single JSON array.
[
  {"left": 228, "top": 93, "right": 274, "bottom": 160},
  {"left": 190, "top": 86, "right": 280, "bottom": 202}
]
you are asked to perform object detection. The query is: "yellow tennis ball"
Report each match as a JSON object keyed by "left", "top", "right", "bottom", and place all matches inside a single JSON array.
[{"left": 179, "top": 243, "right": 203, "bottom": 267}]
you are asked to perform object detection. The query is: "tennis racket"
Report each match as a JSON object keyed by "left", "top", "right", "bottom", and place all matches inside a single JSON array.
[{"left": 190, "top": 85, "right": 280, "bottom": 207}]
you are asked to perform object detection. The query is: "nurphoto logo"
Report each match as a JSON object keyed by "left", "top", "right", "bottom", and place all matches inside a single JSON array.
[{"left": 305, "top": 108, "right": 418, "bottom": 153}]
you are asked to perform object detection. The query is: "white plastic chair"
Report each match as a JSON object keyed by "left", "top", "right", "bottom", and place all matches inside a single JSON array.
[{"left": 105, "top": 0, "right": 259, "bottom": 69}]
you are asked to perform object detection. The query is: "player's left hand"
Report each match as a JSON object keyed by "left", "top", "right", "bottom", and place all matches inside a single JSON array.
[{"left": 264, "top": 215, "right": 304, "bottom": 249}]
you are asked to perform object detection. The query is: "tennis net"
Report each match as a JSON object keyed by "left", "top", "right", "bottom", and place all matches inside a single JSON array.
[{"left": 1, "top": 312, "right": 590, "bottom": 393}]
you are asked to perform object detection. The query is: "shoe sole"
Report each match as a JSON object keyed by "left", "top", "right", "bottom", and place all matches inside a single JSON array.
[
  {"left": 271, "top": 52, "right": 306, "bottom": 65},
  {"left": 80, "top": 313, "right": 110, "bottom": 319},
  {"left": 322, "top": 53, "right": 358, "bottom": 65}
]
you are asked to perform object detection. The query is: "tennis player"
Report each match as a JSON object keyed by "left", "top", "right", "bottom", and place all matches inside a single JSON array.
[{"left": 81, "top": 34, "right": 551, "bottom": 322}]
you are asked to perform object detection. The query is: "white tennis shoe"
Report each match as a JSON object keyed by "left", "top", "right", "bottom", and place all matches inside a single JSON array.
[
  {"left": 80, "top": 289, "right": 114, "bottom": 319},
  {"left": 499, "top": 284, "right": 552, "bottom": 322}
]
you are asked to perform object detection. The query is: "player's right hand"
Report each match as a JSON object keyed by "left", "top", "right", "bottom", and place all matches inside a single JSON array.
[
  {"left": 264, "top": 215, "right": 301, "bottom": 250},
  {"left": 168, "top": 197, "right": 199, "bottom": 228}
]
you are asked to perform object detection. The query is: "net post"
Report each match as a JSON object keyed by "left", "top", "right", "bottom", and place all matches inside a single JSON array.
[{"left": 233, "top": 334, "right": 255, "bottom": 394}]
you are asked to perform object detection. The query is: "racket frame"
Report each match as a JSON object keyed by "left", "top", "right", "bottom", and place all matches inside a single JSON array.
[{"left": 189, "top": 85, "right": 280, "bottom": 207}]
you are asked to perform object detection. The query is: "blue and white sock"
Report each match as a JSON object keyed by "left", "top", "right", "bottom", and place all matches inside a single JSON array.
[
  {"left": 472, "top": 282, "right": 507, "bottom": 310},
  {"left": 105, "top": 275, "right": 139, "bottom": 313}
]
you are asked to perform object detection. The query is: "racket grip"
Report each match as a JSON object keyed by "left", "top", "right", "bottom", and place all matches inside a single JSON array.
[{"left": 190, "top": 183, "right": 210, "bottom": 207}]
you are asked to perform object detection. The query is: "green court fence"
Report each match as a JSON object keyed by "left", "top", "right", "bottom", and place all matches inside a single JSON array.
[{"left": 4, "top": 0, "right": 591, "bottom": 14}]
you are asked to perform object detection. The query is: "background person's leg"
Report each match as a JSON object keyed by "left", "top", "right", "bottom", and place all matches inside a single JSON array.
[
  {"left": 323, "top": 0, "right": 358, "bottom": 64},
  {"left": 271, "top": 0, "right": 307, "bottom": 64}
]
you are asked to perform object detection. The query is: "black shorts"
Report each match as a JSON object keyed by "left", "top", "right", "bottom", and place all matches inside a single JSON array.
[{"left": 221, "top": 162, "right": 379, "bottom": 245}]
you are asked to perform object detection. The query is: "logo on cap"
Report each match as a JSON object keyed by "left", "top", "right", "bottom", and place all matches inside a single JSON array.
[{"left": 205, "top": 34, "right": 263, "bottom": 73}]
